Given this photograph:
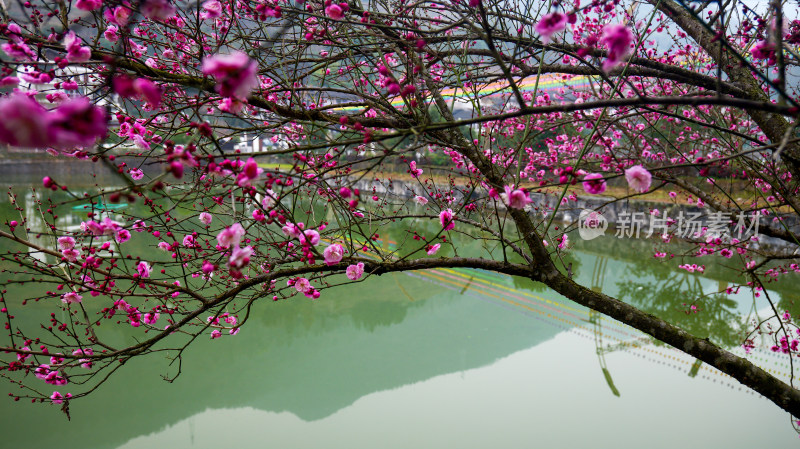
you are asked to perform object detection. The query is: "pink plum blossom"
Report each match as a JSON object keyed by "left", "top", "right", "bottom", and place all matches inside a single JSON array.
[
  {"left": 535, "top": 12, "right": 567, "bottom": 43},
  {"left": 440, "top": 209, "right": 455, "bottom": 231},
  {"left": 64, "top": 31, "right": 91, "bottom": 63},
  {"left": 409, "top": 161, "right": 423, "bottom": 177},
  {"left": 294, "top": 277, "right": 312, "bottom": 293},
  {"left": 50, "top": 392, "right": 71, "bottom": 404},
  {"left": 128, "top": 308, "right": 142, "bottom": 327},
  {"left": 48, "top": 96, "right": 109, "bottom": 149},
  {"left": 501, "top": 185, "right": 532, "bottom": 209},
  {"left": 130, "top": 168, "right": 144, "bottom": 180},
  {"left": 19, "top": 69, "right": 52, "bottom": 85},
  {"left": 16, "top": 347, "right": 30, "bottom": 363},
  {"left": 201, "top": 0, "right": 223, "bottom": 19},
  {"left": 104, "top": 3, "right": 131, "bottom": 26},
  {"left": 61, "top": 292, "right": 82, "bottom": 304},
  {"left": 218, "top": 97, "right": 246, "bottom": 114},
  {"left": 751, "top": 41, "right": 776, "bottom": 65},
  {"left": 255, "top": 3, "right": 281, "bottom": 18},
  {"left": 324, "top": 244, "right": 344, "bottom": 266},
  {"left": 134, "top": 78, "right": 163, "bottom": 107},
  {"left": 262, "top": 189, "right": 278, "bottom": 209},
  {"left": 229, "top": 245, "right": 253, "bottom": 269},
  {"left": 236, "top": 157, "right": 262, "bottom": 187},
  {"left": 134, "top": 135, "right": 151, "bottom": 150},
  {"left": 325, "top": 3, "right": 345, "bottom": 19},
  {"left": 0, "top": 76, "right": 19, "bottom": 87},
  {"left": 199, "top": 212, "right": 213, "bottom": 225},
  {"left": 217, "top": 223, "right": 246, "bottom": 248},
  {"left": 557, "top": 234, "right": 569, "bottom": 250},
  {"left": 1, "top": 25, "right": 35, "bottom": 61},
  {"left": 35, "top": 364, "right": 51, "bottom": 380},
  {"left": 6, "top": 23, "right": 24, "bottom": 41},
  {"left": 600, "top": 24, "right": 634, "bottom": 71},
  {"left": 624, "top": 165, "right": 652, "bottom": 193},
  {"left": 182, "top": 234, "right": 196, "bottom": 248},
  {"left": 414, "top": 195, "right": 428, "bottom": 205},
  {"left": 678, "top": 263, "right": 705, "bottom": 273},
  {"left": 82, "top": 220, "right": 107, "bottom": 236},
  {"left": 104, "top": 26, "right": 119, "bottom": 43},
  {"left": 113, "top": 75, "right": 163, "bottom": 108},
  {"left": 582, "top": 174, "right": 607, "bottom": 195},
  {"left": 137, "top": 261, "right": 151, "bottom": 278},
  {"left": 143, "top": 312, "right": 160, "bottom": 325},
  {"left": 0, "top": 93, "right": 52, "bottom": 149},
  {"left": 90, "top": 217, "right": 118, "bottom": 235},
  {"left": 62, "top": 249, "right": 80, "bottom": 262},
  {"left": 133, "top": 220, "right": 148, "bottom": 233},
  {"left": 141, "top": 0, "right": 176, "bottom": 21},
  {"left": 115, "top": 229, "right": 131, "bottom": 243},
  {"left": 282, "top": 223, "right": 303, "bottom": 239},
  {"left": 57, "top": 236, "right": 76, "bottom": 250},
  {"left": 45, "top": 370, "right": 67, "bottom": 385},
  {"left": 386, "top": 82, "right": 400, "bottom": 95},
  {"left": 75, "top": 0, "right": 103, "bottom": 10},
  {"left": 1, "top": 42, "right": 36, "bottom": 61},
  {"left": 427, "top": 243, "right": 441, "bottom": 255},
  {"left": 202, "top": 51, "right": 259, "bottom": 100},
  {"left": 72, "top": 348, "right": 94, "bottom": 368},
  {"left": 346, "top": 262, "right": 365, "bottom": 280},
  {"left": 299, "top": 229, "right": 321, "bottom": 246}
]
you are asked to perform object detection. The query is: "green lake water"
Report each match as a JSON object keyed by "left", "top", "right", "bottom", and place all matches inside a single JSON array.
[{"left": 0, "top": 182, "right": 798, "bottom": 448}]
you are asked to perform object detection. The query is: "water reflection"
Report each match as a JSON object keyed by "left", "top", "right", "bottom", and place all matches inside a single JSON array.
[
  {"left": 0, "top": 184, "right": 798, "bottom": 448},
  {"left": 114, "top": 330, "right": 794, "bottom": 449},
  {"left": 615, "top": 260, "right": 745, "bottom": 347}
]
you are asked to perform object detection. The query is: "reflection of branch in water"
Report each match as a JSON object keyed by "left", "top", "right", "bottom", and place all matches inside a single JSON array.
[
  {"left": 591, "top": 256, "right": 608, "bottom": 294},
  {"left": 616, "top": 257, "right": 746, "bottom": 348},
  {"left": 601, "top": 336, "right": 654, "bottom": 353},
  {"left": 590, "top": 310, "right": 621, "bottom": 397},
  {"left": 459, "top": 276, "right": 474, "bottom": 295},
  {"left": 688, "top": 358, "right": 703, "bottom": 378},
  {"left": 391, "top": 272, "right": 416, "bottom": 302},
  {"left": 588, "top": 256, "right": 620, "bottom": 396}
]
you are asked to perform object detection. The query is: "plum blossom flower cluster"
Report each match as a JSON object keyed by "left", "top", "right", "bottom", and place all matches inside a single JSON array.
[
  {"left": 216, "top": 223, "right": 253, "bottom": 279},
  {"left": 202, "top": 51, "right": 259, "bottom": 101},
  {"left": 207, "top": 312, "right": 240, "bottom": 338},
  {"left": 0, "top": 94, "right": 108, "bottom": 150}
]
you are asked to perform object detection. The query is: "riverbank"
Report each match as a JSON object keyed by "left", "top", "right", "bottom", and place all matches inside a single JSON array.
[{"left": 351, "top": 177, "right": 800, "bottom": 251}]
